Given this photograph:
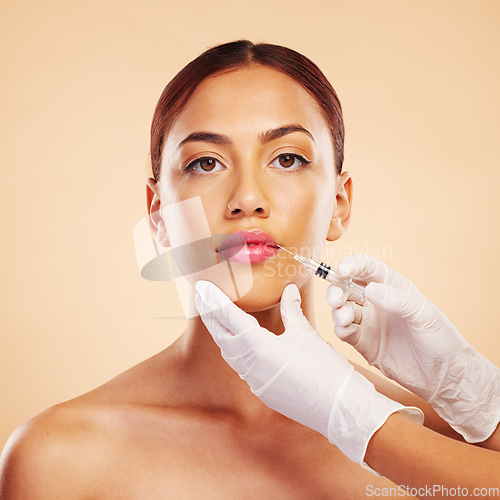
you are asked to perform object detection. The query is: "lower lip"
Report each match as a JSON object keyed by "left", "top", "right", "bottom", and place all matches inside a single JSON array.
[{"left": 220, "top": 244, "right": 279, "bottom": 264}]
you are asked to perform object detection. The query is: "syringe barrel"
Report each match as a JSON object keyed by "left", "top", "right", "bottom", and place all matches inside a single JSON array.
[
  {"left": 306, "top": 257, "right": 365, "bottom": 298},
  {"left": 327, "top": 271, "right": 366, "bottom": 297}
]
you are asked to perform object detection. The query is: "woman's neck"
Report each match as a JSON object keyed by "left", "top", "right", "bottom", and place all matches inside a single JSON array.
[{"left": 169, "top": 281, "right": 315, "bottom": 421}]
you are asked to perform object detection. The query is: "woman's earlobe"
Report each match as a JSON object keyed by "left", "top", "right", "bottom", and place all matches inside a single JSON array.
[
  {"left": 326, "top": 218, "right": 344, "bottom": 241},
  {"left": 146, "top": 178, "right": 170, "bottom": 247},
  {"left": 326, "top": 172, "right": 353, "bottom": 242}
]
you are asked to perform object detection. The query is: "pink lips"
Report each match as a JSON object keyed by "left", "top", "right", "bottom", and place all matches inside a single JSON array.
[{"left": 218, "top": 230, "right": 280, "bottom": 264}]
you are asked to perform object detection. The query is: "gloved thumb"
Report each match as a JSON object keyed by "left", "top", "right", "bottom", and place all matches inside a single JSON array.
[
  {"left": 280, "top": 284, "right": 309, "bottom": 332},
  {"left": 365, "top": 282, "right": 422, "bottom": 318},
  {"left": 195, "top": 280, "right": 259, "bottom": 334}
]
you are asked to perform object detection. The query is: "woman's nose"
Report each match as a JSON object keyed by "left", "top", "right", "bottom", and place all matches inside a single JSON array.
[{"left": 226, "top": 169, "right": 270, "bottom": 218}]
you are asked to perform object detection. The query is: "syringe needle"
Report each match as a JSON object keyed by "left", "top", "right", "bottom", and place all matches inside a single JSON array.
[
  {"left": 277, "top": 245, "right": 309, "bottom": 266},
  {"left": 276, "top": 244, "right": 295, "bottom": 256}
]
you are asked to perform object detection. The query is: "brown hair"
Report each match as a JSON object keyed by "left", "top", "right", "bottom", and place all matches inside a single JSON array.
[{"left": 150, "top": 40, "right": 345, "bottom": 180}]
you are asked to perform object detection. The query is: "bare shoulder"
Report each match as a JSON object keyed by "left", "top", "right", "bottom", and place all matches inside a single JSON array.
[
  {"left": 0, "top": 399, "right": 107, "bottom": 499},
  {"left": 0, "top": 347, "right": 182, "bottom": 500}
]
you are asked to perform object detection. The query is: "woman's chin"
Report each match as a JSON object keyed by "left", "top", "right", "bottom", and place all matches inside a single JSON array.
[
  {"left": 233, "top": 291, "right": 281, "bottom": 313},
  {"left": 189, "top": 260, "right": 310, "bottom": 314},
  {"left": 232, "top": 279, "right": 299, "bottom": 313}
]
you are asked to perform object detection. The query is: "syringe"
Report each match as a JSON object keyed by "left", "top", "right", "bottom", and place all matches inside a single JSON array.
[{"left": 277, "top": 245, "right": 365, "bottom": 297}]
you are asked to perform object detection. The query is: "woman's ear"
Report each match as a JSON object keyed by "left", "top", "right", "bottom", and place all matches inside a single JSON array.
[
  {"left": 146, "top": 178, "right": 169, "bottom": 247},
  {"left": 327, "top": 171, "right": 353, "bottom": 242}
]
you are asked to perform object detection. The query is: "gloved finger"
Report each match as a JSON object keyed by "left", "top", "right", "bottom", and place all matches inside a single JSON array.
[
  {"left": 195, "top": 292, "right": 232, "bottom": 349},
  {"left": 364, "top": 282, "right": 422, "bottom": 319},
  {"left": 331, "top": 301, "right": 362, "bottom": 327},
  {"left": 194, "top": 303, "right": 255, "bottom": 375},
  {"left": 337, "top": 254, "right": 387, "bottom": 283},
  {"left": 331, "top": 303, "right": 351, "bottom": 326},
  {"left": 352, "top": 302, "right": 363, "bottom": 324},
  {"left": 326, "top": 284, "right": 347, "bottom": 308},
  {"left": 195, "top": 287, "right": 265, "bottom": 362},
  {"left": 344, "top": 285, "right": 365, "bottom": 306},
  {"left": 280, "top": 284, "right": 309, "bottom": 331},
  {"left": 334, "top": 322, "right": 361, "bottom": 346},
  {"left": 195, "top": 280, "right": 259, "bottom": 334}
]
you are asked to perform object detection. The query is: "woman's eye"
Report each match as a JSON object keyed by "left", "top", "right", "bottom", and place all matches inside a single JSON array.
[
  {"left": 270, "top": 153, "right": 310, "bottom": 170},
  {"left": 186, "top": 157, "right": 224, "bottom": 173}
]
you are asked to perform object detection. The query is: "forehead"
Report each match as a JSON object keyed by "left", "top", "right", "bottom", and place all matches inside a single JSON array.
[{"left": 165, "top": 65, "right": 331, "bottom": 145}]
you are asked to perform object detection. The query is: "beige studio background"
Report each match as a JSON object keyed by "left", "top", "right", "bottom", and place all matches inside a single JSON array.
[{"left": 1, "top": 0, "right": 499, "bottom": 449}]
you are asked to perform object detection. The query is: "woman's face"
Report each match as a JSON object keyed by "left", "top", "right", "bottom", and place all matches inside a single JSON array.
[{"left": 148, "top": 65, "right": 351, "bottom": 312}]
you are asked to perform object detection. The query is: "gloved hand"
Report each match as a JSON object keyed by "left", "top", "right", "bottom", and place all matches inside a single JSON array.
[
  {"left": 328, "top": 254, "right": 500, "bottom": 443},
  {"left": 195, "top": 280, "right": 422, "bottom": 471}
]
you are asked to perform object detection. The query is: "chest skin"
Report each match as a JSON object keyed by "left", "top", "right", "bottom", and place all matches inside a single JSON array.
[{"left": 82, "top": 403, "right": 413, "bottom": 500}]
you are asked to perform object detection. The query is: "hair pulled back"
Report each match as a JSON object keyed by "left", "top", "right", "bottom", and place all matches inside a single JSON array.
[{"left": 150, "top": 40, "right": 345, "bottom": 180}]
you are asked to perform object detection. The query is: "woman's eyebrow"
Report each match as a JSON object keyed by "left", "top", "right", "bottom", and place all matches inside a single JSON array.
[
  {"left": 260, "top": 125, "right": 315, "bottom": 144},
  {"left": 177, "top": 132, "right": 232, "bottom": 149},
  {"left": 177, "top": 125, "right": 314, "bottom": 150}
]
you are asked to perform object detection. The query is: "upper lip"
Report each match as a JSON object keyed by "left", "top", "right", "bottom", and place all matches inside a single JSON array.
[{"left": 218, "top": 229, "right": 278, "bottom": 252}]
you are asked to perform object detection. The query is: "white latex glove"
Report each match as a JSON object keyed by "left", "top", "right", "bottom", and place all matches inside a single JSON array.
[
  {"left": 195, "top": 280, "right": 423, "bottom": 471},
  {"left": 328, "top": 254, "right": 500, "bottom": 443}
]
